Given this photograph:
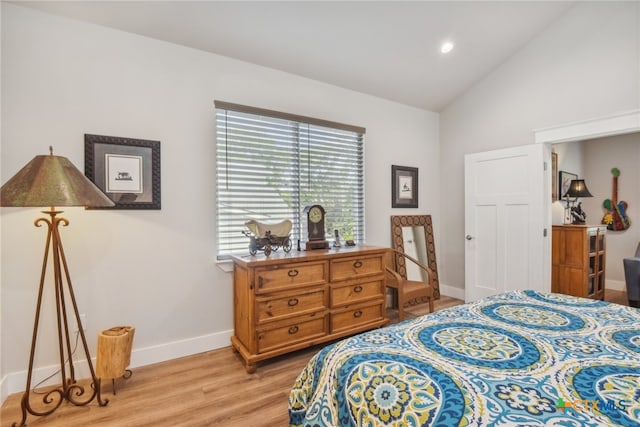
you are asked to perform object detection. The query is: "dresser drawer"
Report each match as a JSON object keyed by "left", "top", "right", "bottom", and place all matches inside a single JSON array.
[
  {"left": 330, "top": 255, "right": 384, "bottom": 282},
  {"left": 331, "top": 279, "right": 384, "bottom": 307},
  {"left": 331, "top": 302, "right": 385, "bottom": 335},
  {"left": 255, "top": 261, "right": 327, "bottom": 294},
  {"left": 231, "top": 246, "right": 389, "bottom": 373},
  {"left": 257, "top": 314, "right": 326, "bottom": 353},
  {"left": 256, "top": 288, "right": 326, "bottom": 324}
]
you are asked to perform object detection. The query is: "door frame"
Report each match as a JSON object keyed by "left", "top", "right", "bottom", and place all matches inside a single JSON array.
[
  {"left": 533, "top": 109, "right": 639, "bottom": 297},
  {"left": 533, "top": 110, "right": 640, "bottom": 144}
]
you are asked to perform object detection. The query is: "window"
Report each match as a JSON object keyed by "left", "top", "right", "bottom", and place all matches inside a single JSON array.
[{"left": 215, "top": 101, "right": 365, "bottom": 259}]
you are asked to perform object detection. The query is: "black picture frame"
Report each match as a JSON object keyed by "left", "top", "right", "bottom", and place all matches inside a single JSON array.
[
  {"left": 85, "top": 134, "right": 161, "bottom": 209},
  {"left": 391, "top": 165, "right": 418, "bottom": 208},
  {"left": 551, "top": 152, "right": 558, "bottom": 201},
  {"left": 559, "top": 170, "right": 577, "bottom": 201}
]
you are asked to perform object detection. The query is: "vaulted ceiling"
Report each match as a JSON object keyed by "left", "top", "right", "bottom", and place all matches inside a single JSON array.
[{"left": 19, "top": 1, "right": 576, "bottom": 111}]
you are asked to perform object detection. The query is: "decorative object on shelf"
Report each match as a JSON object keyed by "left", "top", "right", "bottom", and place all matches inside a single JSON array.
[
  {"left": 303, "top": 204, "right": 329, "bottom": 250},
  {"left": 85, "top": 134, "right": 161, "bottom": 209},
  {"left": 391, "top": 165, "right": 418, "bottom": 208},
  {"left": 564, "top": 179, "right": 593, "bottom": 224},
  {"left": 242, "top": 219, "right": 292, "bottom": 256},
  {"left": 570, "top": 202, "right": 587, "bottom": 223},
  {"left": 601, "top": 167, "right": 631, "bottom": 231},
  {"left": 0, "top": 147, "right": 113, "bottom": 426},
  {"left": 333, "top": 229, "right": 341, "bottom": 248},
  {"left": 559, "top": 170, "right": 577, "bottom": 224}
]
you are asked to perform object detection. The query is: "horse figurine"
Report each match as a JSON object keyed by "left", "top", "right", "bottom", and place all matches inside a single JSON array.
[{"left": 602, "top": 167, "right": 631, "bottom": 230}]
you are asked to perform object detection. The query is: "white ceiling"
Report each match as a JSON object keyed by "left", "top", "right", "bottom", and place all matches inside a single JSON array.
[{"left": 18, "top": 1, "right": 577, "bottom": 111}]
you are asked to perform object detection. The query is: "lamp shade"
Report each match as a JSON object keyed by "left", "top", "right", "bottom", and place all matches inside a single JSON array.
[
  {"left": 1, "top": 150, "right": 115, "bottom": 208},
  {"left": 564, "top": 179, "right": 593, "bottom": 199}
]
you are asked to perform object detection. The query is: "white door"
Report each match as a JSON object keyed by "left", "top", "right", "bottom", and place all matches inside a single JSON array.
[{"left": 465, "top": 144, "right": 551, "bottom": 302}]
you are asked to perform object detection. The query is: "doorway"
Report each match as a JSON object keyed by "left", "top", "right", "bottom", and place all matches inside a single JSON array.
[
  {"left": 463, "top": 110, "right": 640, "bottom": 302},
  {"left": 536, "top": 109, "right": 640, "bottom": 295}
]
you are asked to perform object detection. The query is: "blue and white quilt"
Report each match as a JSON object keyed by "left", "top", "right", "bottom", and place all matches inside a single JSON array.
[{"left": 289, "top": 291, "right": 640, "bottom": 426}]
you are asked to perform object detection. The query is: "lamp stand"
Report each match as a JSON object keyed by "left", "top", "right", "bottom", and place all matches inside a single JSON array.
[{"left": 13, "top": 210, "right": 108, "bottom": 427}]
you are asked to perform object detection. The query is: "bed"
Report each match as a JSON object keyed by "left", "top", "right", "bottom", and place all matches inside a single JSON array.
[{"left": 289, "top": 290, "right": 640, "bottom": 426}]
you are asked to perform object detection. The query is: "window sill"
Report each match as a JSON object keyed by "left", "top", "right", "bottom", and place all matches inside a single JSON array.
[{"left": 216, "top": 259, "right": 234, "bottom": 273}]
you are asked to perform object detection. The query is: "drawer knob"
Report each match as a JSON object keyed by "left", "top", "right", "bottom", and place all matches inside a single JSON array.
[
  {"left": 353, "top": 285, "right": 363, "bottom": 293},
  {"left": 288, "top": 298, "right": 299, "bottom": 307},
  {"left": 288, "top": 269, "right": 299, "bottom": 277},
  {"left": 354, "top": 310, "right": 363, "bottom": 318},
  {"left": 288, "top": 325, "right": 299, "bottom": 335},
  {"left": 353, "top": 261, "right": 363, "bottom": 268}
]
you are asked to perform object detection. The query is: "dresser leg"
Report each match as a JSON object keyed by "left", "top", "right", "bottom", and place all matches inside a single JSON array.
[{"left": 245, "top": 362, "right": 257, "bottom": 374}]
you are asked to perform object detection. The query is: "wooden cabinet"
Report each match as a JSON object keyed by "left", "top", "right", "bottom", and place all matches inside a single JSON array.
[
  {"left": 231, "top": 245, "right": 389, "bottom": 373},
  {"left": 552, "top": 225, "right": 606, "bottom": 300}
]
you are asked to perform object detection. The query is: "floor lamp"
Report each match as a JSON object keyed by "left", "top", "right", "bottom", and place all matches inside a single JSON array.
[{"left": 1, "top": 148, "right": 114, "bottom": 426}]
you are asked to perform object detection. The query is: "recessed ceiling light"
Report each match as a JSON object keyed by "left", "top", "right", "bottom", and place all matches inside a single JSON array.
[{"left": 440, "top": 41, "right": 454, "bottom": 54}]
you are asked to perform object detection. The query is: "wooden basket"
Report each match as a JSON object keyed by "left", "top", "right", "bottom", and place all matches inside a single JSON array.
[{"left": 96, "top": 326, "right": 135, "bottom": 380}]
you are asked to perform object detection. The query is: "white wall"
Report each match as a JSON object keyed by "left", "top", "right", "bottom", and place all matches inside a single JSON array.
[
  {"left": 0, "top": 4, "right": 440, "bottom": 399},
  {"left": 441, "top": 1, "right": 640, "bottom": 290},
  {"left": 583, "top": 133, "right": 640, "bottom": 285}
]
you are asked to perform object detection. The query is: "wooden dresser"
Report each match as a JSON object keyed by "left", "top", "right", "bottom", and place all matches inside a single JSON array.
[
  {"left": 552, "top": 225, "right": 606, "bottom": 300},
  {"left": 231, "top": 245, "right": 389, "bottom": 373}
]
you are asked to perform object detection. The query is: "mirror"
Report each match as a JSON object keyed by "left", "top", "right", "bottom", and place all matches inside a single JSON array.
[
  {"left": 391, "top": 215, "right": 440, "bottom": 299},
  {"left": 401, "top": 226, "right": 428, "bottom": 281}
]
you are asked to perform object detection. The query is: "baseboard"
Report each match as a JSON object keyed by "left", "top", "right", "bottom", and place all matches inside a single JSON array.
[
  {"left": 0, "top": 329, "right": 233, "bottom": 404},
  {"left": 129, "top": 329, "right": 232, "bottom": 368},
  {"left": 606, "top": 279, "right": 625, "bottom": 292},
  {"left": 0, "top": 374, "right": 9, "bottom": 407},
  {"left": 439, "top": 283, "right": 465, "bottom": 300}
]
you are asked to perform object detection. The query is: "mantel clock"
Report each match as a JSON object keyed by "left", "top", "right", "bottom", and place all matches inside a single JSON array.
[{"left": 303, "top": 204, "right": 329, "bottom": 250}]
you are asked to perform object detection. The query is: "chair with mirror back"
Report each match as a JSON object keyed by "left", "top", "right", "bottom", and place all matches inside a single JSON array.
[{"left": 387, "top": 215, "right": 440, "bottom": 321}]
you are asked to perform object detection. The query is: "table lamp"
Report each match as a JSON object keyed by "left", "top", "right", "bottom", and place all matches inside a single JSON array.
[
  {"left": 1, "top": 147, "right": 113, "bottom": 426},
  {"left": 563, "top": 179, "right": 593, "bottom": 224}
]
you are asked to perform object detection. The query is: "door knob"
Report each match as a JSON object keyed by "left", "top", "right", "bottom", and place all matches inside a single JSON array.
[{"left": 465, "top": 235, "right": 473, "bottom": 240}]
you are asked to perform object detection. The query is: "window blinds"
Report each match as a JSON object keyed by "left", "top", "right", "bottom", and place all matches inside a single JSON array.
[{"left": 215, "top": 101, "right": 365, "bottom": 258}]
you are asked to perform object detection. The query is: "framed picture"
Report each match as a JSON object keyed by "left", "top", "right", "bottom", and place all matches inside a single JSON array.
[
  {"left": 391, "top": 165, "right": 418, "bottom": 208},
  {"left": 559, "top": 170, "right": 577, "bottom": 201},
  {"left": 85, "top": 134, "right": 161, "bottom": 209},
  {"left": 551, "top": 152, "right": 558, "bottom": 201}
]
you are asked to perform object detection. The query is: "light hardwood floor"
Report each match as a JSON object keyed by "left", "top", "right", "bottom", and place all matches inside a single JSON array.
[{"left": 0, "top": 292, "right": 628, "bottom": 427}]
